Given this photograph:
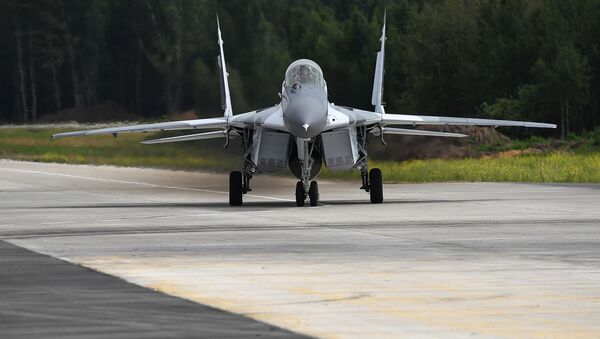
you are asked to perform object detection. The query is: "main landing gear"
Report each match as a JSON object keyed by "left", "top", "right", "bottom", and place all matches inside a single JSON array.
[
  {"left": 231, "top": 168, "right": 381, "bottom": 206},
  {"left": 229, "top": 171, "right": 243, "bottom": 206},
  {"left": 361, "top": 167, "right": 383, "bottom": 204},
  {"left": 229, "top": 165, "right": 254, "bottom": 206},
  {"left": 356, "top": 126, "right": 383, "bottom": 204},
  {"left": 229, "top": 132, "right": 256, "bottom": 206},
  {"left": 368, "top": 168, "right": 383, "bottom": 204}
]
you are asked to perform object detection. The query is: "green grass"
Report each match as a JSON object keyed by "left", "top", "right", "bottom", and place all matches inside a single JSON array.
[
  {"left": 1, "top": 127, "right": 599, "bottom": 183},
  {"left": 321, "top": 152, "right": 600, "bottom": 183},
  {"left": 0, "top": 128, "right": 240, "bottom": 171}
]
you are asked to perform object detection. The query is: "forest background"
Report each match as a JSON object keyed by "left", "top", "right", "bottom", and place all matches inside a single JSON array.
[{"left": 1, "top": 0, "right": 599, "bottom": 139}]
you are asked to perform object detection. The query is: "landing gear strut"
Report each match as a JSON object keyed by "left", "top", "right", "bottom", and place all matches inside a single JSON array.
[
  {"left": 295, "top": 139, "right": 319, "bottom": 207},
  {"left": 229, "top": 129, "right": 257, "bottom": 206},
  {"left": 357, "top": 126, "right": 383, "bottom": 203},
  {"left": 243, "top": 162, "right": 255, "bottom": 194}
]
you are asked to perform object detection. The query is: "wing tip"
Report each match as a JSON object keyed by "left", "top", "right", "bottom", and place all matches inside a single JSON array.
[
  {"left": 51, "top": 131, "right": 84, "bottom": 139},
  {"left": 529, "top": 123, "right": 557, "bottom": 129}
]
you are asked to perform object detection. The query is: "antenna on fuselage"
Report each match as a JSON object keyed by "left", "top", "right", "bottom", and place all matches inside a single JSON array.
[{"left": 371, "top": 10, "right": 386, "bottom": 114}]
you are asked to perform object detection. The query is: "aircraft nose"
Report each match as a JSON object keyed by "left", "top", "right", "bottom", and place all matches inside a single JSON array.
[{"left": 283, "top": 97, "right": 327, "bottom": 138}]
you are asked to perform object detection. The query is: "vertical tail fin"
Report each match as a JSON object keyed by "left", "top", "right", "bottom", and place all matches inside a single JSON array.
[
  {"left": 371, "top": 10, "right": 386, "bottom": 114},
  {"left": 217, "top": 15, "right": 233, "bottom": 118}
]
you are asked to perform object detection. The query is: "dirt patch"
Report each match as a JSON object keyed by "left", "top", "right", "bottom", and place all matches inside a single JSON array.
[{"left": 370, "top": 126, "right": 510, "bottom": 161}]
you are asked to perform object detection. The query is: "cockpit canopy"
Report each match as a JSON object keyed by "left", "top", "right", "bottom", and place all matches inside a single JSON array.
[{"left": 285, "top": 59, "right": 324, "bottom": 87}]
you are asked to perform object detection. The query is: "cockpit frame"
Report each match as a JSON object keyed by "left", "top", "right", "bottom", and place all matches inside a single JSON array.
[{"left": 284, "top": 59, "right": 325, "bottom": 87}]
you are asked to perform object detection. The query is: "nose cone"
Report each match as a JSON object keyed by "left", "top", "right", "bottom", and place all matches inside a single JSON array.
[{"left": 283, "top": 97, "right": 327, "bottom": 138}]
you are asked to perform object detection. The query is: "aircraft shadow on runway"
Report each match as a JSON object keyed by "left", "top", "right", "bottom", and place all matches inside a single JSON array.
[{"left": 28, "top": 198, "right": 503, "bottom": 209}]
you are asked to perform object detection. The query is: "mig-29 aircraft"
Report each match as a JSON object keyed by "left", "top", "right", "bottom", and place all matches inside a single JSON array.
[{"left": 53, "top": 15, "right": 556, "bottom": 206}]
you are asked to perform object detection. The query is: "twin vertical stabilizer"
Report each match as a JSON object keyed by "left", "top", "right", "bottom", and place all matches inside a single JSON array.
[
  {"left": 371, "top": 11, "right": 386, "bottom": 114},
  {"left": 217, "top": 16, "right": 233, "bottom": 118}
]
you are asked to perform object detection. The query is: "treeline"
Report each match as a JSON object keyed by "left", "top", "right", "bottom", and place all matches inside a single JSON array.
[{"left": 1, "top": 0, "right": 599, "bottom": 137}]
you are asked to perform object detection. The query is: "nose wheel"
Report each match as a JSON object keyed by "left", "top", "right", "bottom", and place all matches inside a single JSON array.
[
  {"left": 296, "top": 180, "right": 319, "bottom": 207},
  {"left": 308, "top": 181, "right": 319, "bottom": 206},
  {"left": 295, "top": 181, "right": 305, "bottom": 207}
]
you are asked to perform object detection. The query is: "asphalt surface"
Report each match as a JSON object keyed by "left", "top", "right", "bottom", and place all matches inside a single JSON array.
[
  {"left": 0, "top": 240, "right": 306, "bottom": 339},
  {"left": 1, "top": 159, "right": 599, "bottom": 338}
]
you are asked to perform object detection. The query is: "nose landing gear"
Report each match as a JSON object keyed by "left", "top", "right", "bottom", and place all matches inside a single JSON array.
[
  {"left": 295, "top": 180, "right": 319, "bottom": 207},
  {"left": 295, "top": 139, "right": 320, "bottom": 207}
]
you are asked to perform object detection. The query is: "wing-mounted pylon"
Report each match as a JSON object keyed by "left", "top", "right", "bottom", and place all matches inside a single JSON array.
[
  {"left": 382, "top": 127, "right": 467, "bottom": 138},
  {"left": 141, "top": 130, "right": 238, "bottom": 144}
]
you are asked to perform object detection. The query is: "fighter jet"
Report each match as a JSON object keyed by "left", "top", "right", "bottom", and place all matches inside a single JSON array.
[{"left": 53, "top": 15, "right": 556, "bottom": 207}]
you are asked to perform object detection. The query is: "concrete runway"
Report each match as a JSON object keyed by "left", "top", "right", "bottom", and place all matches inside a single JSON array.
[{"left": 1, "top": 159, "right": 600, "bottom": 338}]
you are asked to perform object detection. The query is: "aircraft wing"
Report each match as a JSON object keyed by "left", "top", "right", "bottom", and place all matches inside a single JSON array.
[
  {"left": 50, "top": 105, "right": 282, "bottom": 139},
  {"left": 381, "top": 113, "right": 556, "bottom": 129},
  {"left": 339, "top": 108, "right": 556, "bottom": 129},
  {"left": 52, "top": 117, "right": 229, "bottom": 138}
]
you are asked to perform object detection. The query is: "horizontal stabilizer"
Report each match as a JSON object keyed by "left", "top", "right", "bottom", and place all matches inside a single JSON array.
[
  {"left": 382, "top": 127, "right": 467, "bottom": 138},
  {"left": 141, "top": 130, "right": 234, "bottom": 144}
]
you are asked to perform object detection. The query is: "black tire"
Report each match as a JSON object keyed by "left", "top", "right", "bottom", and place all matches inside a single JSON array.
[
  {"left": 308, "top": 181, "right": 319, "bottom": 206},
  {"left": 369, "top": 168, "right": 383, "bottom": 204},
  {"left": 295, "top": 181, "right": 305, "bottom": 207},
  {"left": 229, "top": 171, "right": 243, "bottom": 206}
]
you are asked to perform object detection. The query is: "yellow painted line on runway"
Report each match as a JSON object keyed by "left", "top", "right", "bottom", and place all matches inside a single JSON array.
[{"left": 0, "top": 166, "right": 294, "bottom": 202}]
